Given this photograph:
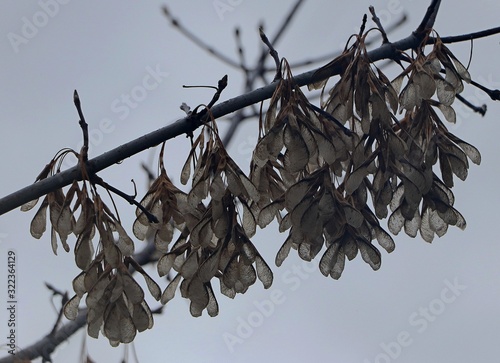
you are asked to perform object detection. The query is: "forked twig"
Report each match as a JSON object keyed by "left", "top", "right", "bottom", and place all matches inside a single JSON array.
[{"left": 90, "top": 175, "right": 159, "bottom": 223}]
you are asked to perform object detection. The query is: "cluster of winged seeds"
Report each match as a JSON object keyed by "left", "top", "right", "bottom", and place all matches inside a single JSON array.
[
  {"left": 139, "top": 126, "right": 273, "bottom": 317},
  {"left": 22, "top": 151, "right": 160, "bottom": 346},
  {"left": 251, "top": 34, "right": 480, "bottom": 279},
  {"left": 251, "top": 58, "right": 395, "bottom": 279},
  {"left": 21, "top": 30, "right": 481, "bottom": 345}
]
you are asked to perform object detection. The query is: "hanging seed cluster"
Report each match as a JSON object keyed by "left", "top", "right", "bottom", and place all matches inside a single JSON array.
[
  {"left": 22, "top": 151, "right": 161, "bottom": 345},
  {"left": 252, "top": 33, "right": 479, "bottom": 279},
  {"left": 153, "top": 124, "right": 273, "bottom": 317},
  {"left": 384, "top": 36, "right": 480, "bottom": 241},
  {"left": 20, "top": 29, "right": 482, "bottom": 345},
  {"left": 252, "top": 57, "right": 396, "bottom": 279}
]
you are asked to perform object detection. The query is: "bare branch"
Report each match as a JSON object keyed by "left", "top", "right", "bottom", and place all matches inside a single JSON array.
[
  {"left": 259, "top": 27, "right": 281, "bottom": 81},
  {"left": 369, "top": 6, "right": 389, "bottom": 44},
  {"left": 74, "top": 90, "right": 89, "bottom": 162},
  {"left": 432, "top": 26, "right": 500, "bottom": 44},
  {"left": 469, "top": 79, "right": 500, "bottom": 101},
  {"left": 234, "top": 27, "right": 248, "bottom": 71},
  {"left": 256, "top": 0, "right": 305, "bottom": 68},
  {"left": 90, "top": 175, "right": 159, "bottom": 223},
  {"left": 0, "top": 1, "right": 498, "bottom": 359},
  {"left": 221, "top": 109, "right": 258, "bottom": 146},
  {"left": 456, "top": 94, "right": 487, "bottom": 116},
  {"left": 0, "top": 309, "right": 86, "bottom": 363}
]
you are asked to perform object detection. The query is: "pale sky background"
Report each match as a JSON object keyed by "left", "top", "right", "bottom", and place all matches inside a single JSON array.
[{"left": 0, "top": 1, "right": 499, "bottom": 362}]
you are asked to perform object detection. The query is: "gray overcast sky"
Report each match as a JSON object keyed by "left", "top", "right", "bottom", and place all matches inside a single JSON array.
[{"left": 1, "top": 1, "right": 499, "bottom": 362}]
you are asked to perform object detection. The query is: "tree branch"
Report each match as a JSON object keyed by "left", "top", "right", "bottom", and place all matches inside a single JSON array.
[
  {"left": 415, "top": 0, "right": 441, "bottom": 34},
  {"left": 0, "top": 30, "right": 454, "bottom": 216},
  {"left": 435, "top": 26, "right": 500, "bottom": 44}
]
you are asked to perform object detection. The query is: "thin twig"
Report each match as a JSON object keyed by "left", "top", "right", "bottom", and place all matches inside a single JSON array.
[
  {"left": 223, "top": 0, "right": 305, "bottom": 147},
  {"left": 161, "top": 6, "right": 240, "bottom": 69},
  {"left": 253, "top": 0, "right": 304, "bottom": 84},
  {"left": 259, "top": 27, "right": 281, "bottom": 81},
  {"left": 369, "top": 6, "right": 389, "bottom": 43},
  {"left": 270, "top": 0, "right": 305, "bottom": 46},
  {"left": 207, "top": 75, "right": 228, "bottom": 109},
  {"left": 91, "top": 175, "right": 159, "bottom": 223},
  {"left": 45, "top": 283, "right": 69, "bottom": 336},
  {"left": 74, "top": 90, "right": 89, "bottom": 162},
  {"left": 234, "top": 27, "right": 248, "bottom": 72},
  {"left": 221, "top": 110, "right": 252, "bottom": 147},
  {"left": 224, "top": 0, "right": 305, "bottom": 147},
  {"left": 469, "top": 79, "right": 500, "bottom": 101},
  {"left": 456, "top": 94, "right": 487, "bottom": 116},
  {"left": 256, "top": 0, "right": 305, "bottom": 67},
  {"left": 432, "top": 26, "right": 500, "bottom": 44},
  {"left": 140, "top": 163, "right": 156, "bottom": 184}
]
